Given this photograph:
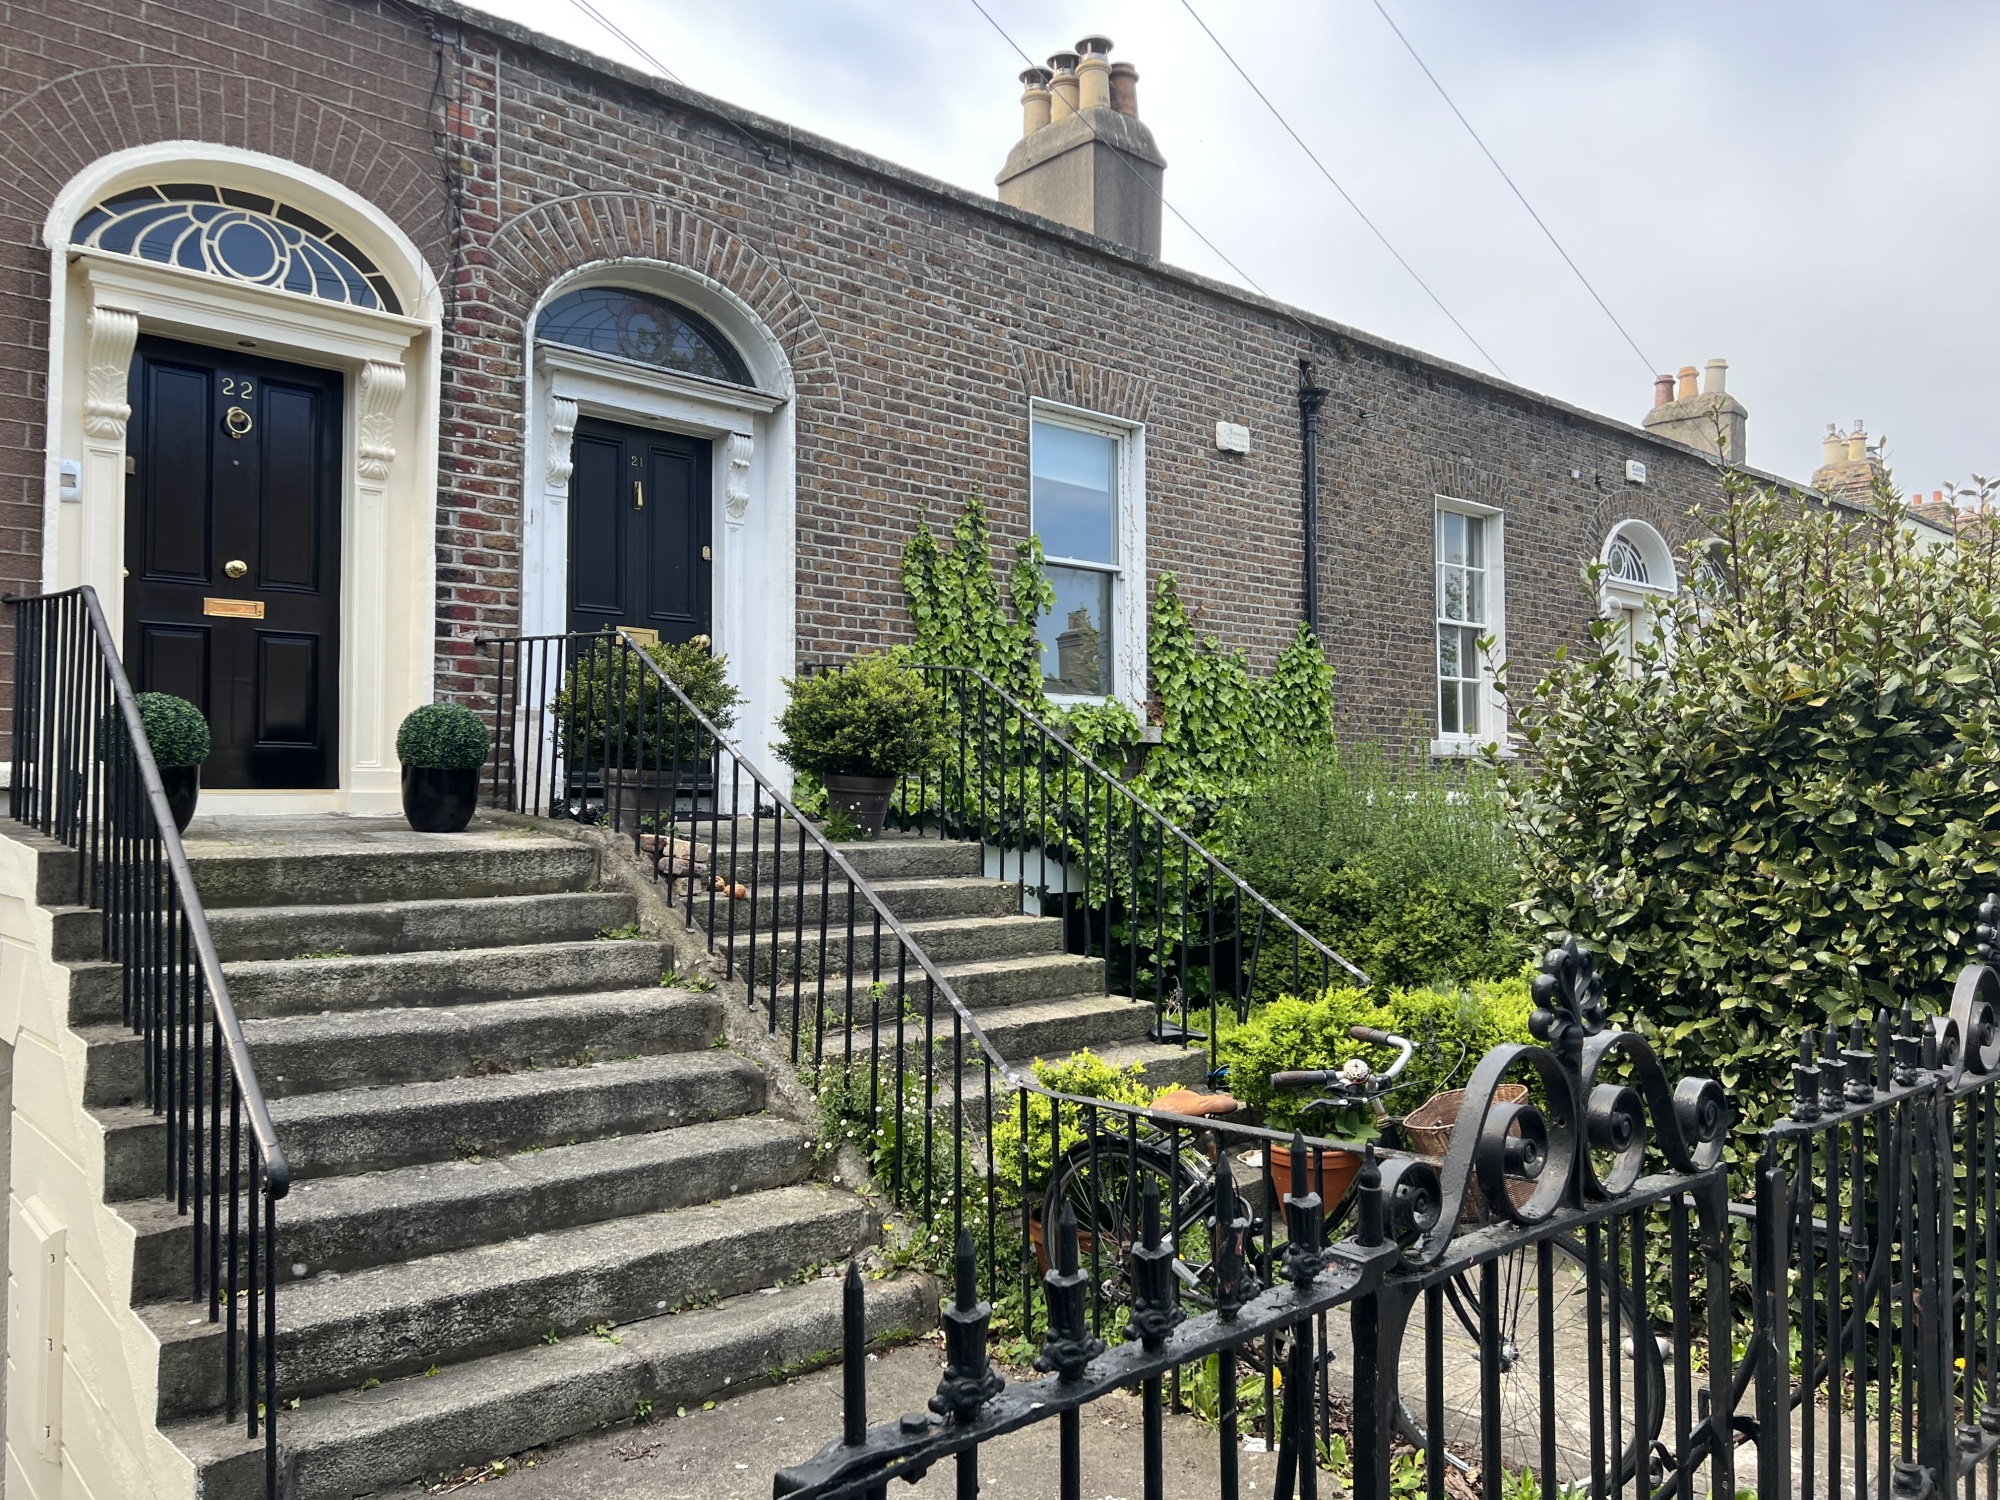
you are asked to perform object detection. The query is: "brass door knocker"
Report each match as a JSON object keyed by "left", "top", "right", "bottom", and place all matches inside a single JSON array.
[{"left": 224, "top": 406, "right": 253, "bottom": 439}]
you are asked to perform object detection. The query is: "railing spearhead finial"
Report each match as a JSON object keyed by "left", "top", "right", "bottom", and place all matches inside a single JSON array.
[
  {"left": 1127, "top": 1178, "right": 1185, "bottom": 1353},
  {"left": 930, "top": 1229, "right": 1004, "bottom": 1425},
  {"left": 1034, "top": 1205, "right": 1105, "bottom": 1384}
]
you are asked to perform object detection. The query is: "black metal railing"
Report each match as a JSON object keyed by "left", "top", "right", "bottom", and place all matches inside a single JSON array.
[
  {"left": 478, "top": 630, "right": 1751, "bottom": 1500},
  {"left": 896, "top": 664, "right": 1367, "bottom": 1064},
  {"left": 9, "top": 586, "right": 285, "bottom": 1491}
]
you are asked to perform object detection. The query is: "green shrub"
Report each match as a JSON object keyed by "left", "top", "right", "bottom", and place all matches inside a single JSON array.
[
  {"left": 395, "top": 703, "right": 488, "bottom": 770},
  {"left": 777, "top": 655, "right": 945, "bottom": 780},
  {"left": 1216, "top": 977, "right": 1533, "bottom": 1134},
  {"left": 134, "top": 693, "right": 209, "bottom": 768},
  {"left": 1231, "top": 743, "right": 1532, "bottom": 990},
  {"left": 988, "top": 1049, "right": 1162, "bottom": 1202},
  {"left": 1503, "top": 470, "right": 2000, "bottom": 1145},
  {"left": 552, "top": 636, "right": 741, "bottom": 770}
]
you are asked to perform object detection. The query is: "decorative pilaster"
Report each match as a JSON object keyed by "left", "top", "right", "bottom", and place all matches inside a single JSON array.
[
  {"left": 724, "top": 430, "right": 754, "bottom": 527},
  {"left": 81, "top": 305, "right": 140, "bottom": 633},
  {"left": 351, "top": 359, "right": 407, "bottom": 791}
]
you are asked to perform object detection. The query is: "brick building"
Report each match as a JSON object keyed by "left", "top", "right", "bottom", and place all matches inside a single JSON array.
[{"left": 0, "top": 0, "right": 1805, "bottom": 810}]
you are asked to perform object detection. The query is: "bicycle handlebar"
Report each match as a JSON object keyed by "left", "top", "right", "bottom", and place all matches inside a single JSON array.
[{"left": 1268, "top": 1030, "right": 1416, "bottom": 1097}]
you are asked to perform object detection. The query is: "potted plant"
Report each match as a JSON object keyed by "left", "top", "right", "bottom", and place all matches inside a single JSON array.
[
  {"left": 134, "top": 692, "right": 209, "bottom": 833},
  {"left": 551, "top": 634, "right": 741, "bottom": 822},
  {"left": 395, "top": 702, "right": 488, "bottom": 832},
  {"left": 776, "top": 655, "right": 944, "bottom": 836}
]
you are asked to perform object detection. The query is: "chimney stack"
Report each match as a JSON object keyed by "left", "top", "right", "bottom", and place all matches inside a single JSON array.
[
  {"left": 997, "top": 34, "right": 1166, "bottom": 258},
  {"left": 1641, "top": 356, "right": 1749, "bottom": 462},
  {"left": 1812, "top": 419, "right": 1888, "bottom": 506}
]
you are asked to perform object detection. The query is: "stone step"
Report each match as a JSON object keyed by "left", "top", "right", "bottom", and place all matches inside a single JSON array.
[
  {"left": 219, "top": 938, "right": 669, "bottom": 1018},
  {"left": 48, "top": 904, "right": 104, "bottom": 962},
  {"left": 147, "top": 1182, "right": 880, "bottom": 1420},
  {"left": 121, "top": 1115, "right": 813, "bottom": 1301},
  {"left": 185, "top": 828, "right": 597, "bottom": 908},
  {"left": 204, "top": 890, "right": 639, "bottom": 962},
  {"left": 100, "top": 1051, "right": 766, "bottom": 1198},
  {"left": 82, "top": 988, "right": 722, "bottom": 1107},
  {"left": 821, "top": 993, "right": 1156, "bottom": 1075},
  {"left": 745, "top": 874, "right": 1020, "bottom": 926},
  {"left": 1091, "top": 1039, "right": 1215, "bottom": 1089},
  {"left": 748, "top": 913, "right": 1064, "bottom": 983},
  {"left": 720, "top": 831, "right": 982, "bottom": 885},
  {"left": 165, "top": 1270, "right": 934, "bottom": 1500},
  {"left": 934, "top": 952, "right": 1105, "bottom": 1010}
]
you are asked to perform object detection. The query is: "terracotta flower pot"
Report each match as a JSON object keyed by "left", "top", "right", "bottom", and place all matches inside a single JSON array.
[
  {"left": 401, "top": 765, "right": 478, "bottom": 832},
  {"left": 1265, "top": 1140, "right": 1364, "bottom": 1208}
]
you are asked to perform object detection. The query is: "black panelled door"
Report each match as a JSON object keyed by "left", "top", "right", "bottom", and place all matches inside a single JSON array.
[
  {"left": 123, "top": 336, "right": 343, "bottom": 789},
  {"left": 566, "top": 418, "right": 712, "bottom": 643}
]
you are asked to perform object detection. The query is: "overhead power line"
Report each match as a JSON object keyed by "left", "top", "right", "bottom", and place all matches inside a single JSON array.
[
  {"left": 1365, "top": 0, "right": 1657, "bottom": 378},
  {"left": 961, "top": 0, "right": 1302, "bottom": 324},
  {"left": 1177, "top": 0, "right": 1507, "bottom": 379}
]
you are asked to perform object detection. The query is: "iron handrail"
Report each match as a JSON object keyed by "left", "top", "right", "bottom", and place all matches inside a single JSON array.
[
  {"left": 605, "top": 630, "right": 1033, "bottom": 1093},
  {"left": 7, "top": 584, "right": 286, "bottom": 1489},
  {"left": 907, "top": 662, "right": 1368, "bottom": 989}
]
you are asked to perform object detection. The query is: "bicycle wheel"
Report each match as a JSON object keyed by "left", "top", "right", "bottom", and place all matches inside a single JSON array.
[
  {"left": 1396, "top": 1234, "right": 1664, "bottom": 1487},
  {"left": 1042, "top": 1138, "right": 1249, "bottom": 1314}
]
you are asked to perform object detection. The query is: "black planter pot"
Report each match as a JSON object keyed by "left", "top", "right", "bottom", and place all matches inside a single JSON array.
[
  {"left": 159, "top": 764, "right": 199, "bottom": 834},
  {"left": 401, "top": 764, "right": 479, "bottom": 833},
  {"left": 823, "top": 772, "right": 897, "bottom": 837}
]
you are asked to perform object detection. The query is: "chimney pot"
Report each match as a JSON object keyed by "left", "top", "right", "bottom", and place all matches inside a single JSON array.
[
  {"left": 1108, "top": 60, "right": 1139, "bottom": 116},
  {"left": 1075, "top": 41, "right": 1112, "bottom": 112},
  {"left": 1653, "top": 373, "right": 1674, "bottom": 409},
  {"left": 1846, "top": 424, "right": 1867, "bottom": 463},
  {"left": 1703, "top": 358, "right": 1727, "bottom": 396},
  {"left": 1019, "top": 67, "right": 1053, "bottom": 134},
  {"left": 1822, "top": 426, "right": 1845, "bottom": 467},
  {"left": 1047, "top": 52, "right": 1080, "bottom": 120},
  {"left": 1676, "top": 365, "right": 1698, "bottom": 402}
]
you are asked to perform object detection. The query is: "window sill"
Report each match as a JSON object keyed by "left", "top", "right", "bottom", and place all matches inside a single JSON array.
[{"left": 1429, "top": 736, "right": 1517, "bottom": 760}]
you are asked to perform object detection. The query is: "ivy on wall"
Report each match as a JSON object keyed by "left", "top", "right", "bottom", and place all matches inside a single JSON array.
[{"left": 897, "top": 491, "right": 1334, "bottom": 838}]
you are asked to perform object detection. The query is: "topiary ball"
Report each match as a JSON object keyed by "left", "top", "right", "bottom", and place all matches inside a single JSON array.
[
  {"left": 395, "top": 702, "right": 489, "bottom": 770},
  {"left": 134, "top": 692, "right": 210, "bottom": 768}
]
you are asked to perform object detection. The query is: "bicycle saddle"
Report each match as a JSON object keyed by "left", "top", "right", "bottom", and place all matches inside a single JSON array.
[{"left": 1150, "top": 1088, "right": 1241, "bottom": 1118}]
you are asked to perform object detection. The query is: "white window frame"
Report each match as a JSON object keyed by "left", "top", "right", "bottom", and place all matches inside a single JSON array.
[
  {"left": 1430, "top": 495, "right": 1507, "bottom": 758},
  {"left": 1599, "top": 519, "right": 1678, "bottom": 667},
  {"left": 1029, "top": 400, "right": 1146, "bottom": 712}
]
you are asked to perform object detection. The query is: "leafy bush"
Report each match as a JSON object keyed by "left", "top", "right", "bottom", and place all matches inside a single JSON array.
[
  {"left": 1231, "top": 743, "right": 1532, "bottom": 990},
  {"left": 988, "top": 1049, "right": 1162, "bottom": 1202},
  {"left": 553, "top": 636, "right": 740, "bottom": 770},
  {"left": 1216, "top": 978, "right": 1534, "bottom": 1134},
  {"left": 777, "top": 655, "right": 945, "bottom": 780},
  {"left": 1503, "top": 471, "right": 2000, "bottom": 1143},
  {"left": 135, "top": 693, "right": 209, "bottom": 768},
  {"left": 901, "top": 486, "right": 1052, "bottom": 700},
  {"left": 395, "top": 703, "right": 488, "bottom": 770}
]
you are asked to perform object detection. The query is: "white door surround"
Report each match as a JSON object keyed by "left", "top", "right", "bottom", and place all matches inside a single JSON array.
[
  {"left": 522, "top": 261, "right": 797, "bottom": 790},
  {"left": 40, "top": 144, "right": 442, "bottom": 815}
]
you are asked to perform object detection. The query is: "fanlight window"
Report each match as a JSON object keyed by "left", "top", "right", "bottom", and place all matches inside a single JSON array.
[
  {"left": 1605, "top": 534, "right": 1652, "bottom": 587},
  {"left": 536, "top": 287, "right": 751, "bottom": 386},
  {"left": 72, "top": 185, "right": 402, "bottom": 314}
]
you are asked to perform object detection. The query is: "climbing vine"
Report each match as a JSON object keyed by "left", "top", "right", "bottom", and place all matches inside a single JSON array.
[{"left": 899, "top": 487, "right": 1052, "bottom": 702}]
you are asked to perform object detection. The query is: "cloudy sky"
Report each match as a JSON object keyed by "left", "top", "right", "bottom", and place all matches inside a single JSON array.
[{"left": 471, "top": 0, "right": 1996, "bottom": 494}]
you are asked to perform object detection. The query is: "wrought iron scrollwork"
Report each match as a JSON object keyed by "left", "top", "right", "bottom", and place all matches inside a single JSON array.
[{"left": 1407, "top": 937, "right": 1727, "bottom": 1268}]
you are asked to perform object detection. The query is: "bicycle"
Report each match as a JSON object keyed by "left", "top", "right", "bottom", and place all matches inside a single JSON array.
[{"left": 1041, "top": 1025, "right": 1664, "bottom": 1486}]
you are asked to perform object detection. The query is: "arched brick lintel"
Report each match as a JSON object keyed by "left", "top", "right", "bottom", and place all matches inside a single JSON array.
[
  {"left": 479, "top": 193, "right": 844, "bottom": 412},
  {"left": 0, "top": 64, "right": 445, "bottom": 266}
]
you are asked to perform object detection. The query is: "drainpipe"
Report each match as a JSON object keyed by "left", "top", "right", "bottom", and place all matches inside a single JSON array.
[{"left": 1298, "top": 358, "right": 1327, "bottom": 632}]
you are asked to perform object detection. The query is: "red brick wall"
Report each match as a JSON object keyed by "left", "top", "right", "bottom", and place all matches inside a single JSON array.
[{"left": 0, "top": 0, "right": 1731, "bottom": 754}]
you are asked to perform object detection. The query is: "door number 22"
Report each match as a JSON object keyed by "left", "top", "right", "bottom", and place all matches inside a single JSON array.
[{"left": 220, "top": 376, "right": 255, "bottom": 398}]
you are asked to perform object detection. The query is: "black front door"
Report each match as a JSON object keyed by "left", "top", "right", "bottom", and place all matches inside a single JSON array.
[
  {"left": 124, "top": 336, "right": 343, "bottom": 789},
  {"left": 567, "top": 418, "right": 712, "bottom": 643}
]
